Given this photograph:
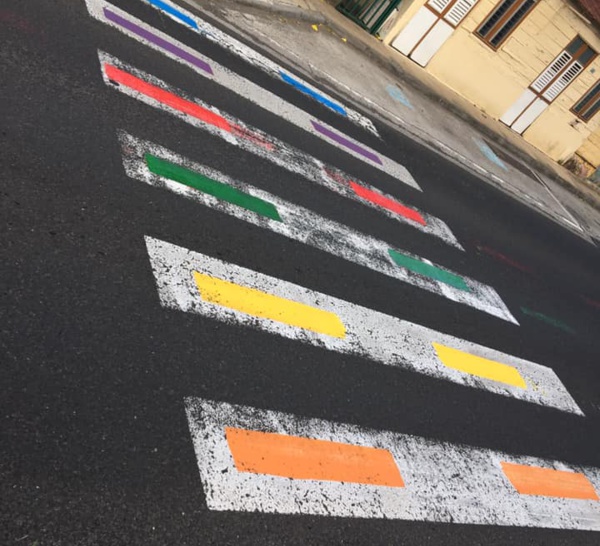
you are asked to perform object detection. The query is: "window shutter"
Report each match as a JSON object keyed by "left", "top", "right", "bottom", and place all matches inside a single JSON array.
[
  {"left": 531, "top": 51, "right": 571, "bottom": 93},
  {"left": 572, "top": 81, "right": 600, "bottom": 121},
  {"left": 428, "top": 0, "right": 453, "bottom": 14},
  {"left": 444, "top": 0, "right": 478, "bottom": 26},
  {"left": 542, "top": 62, "right": 583, "bottom": 101}
]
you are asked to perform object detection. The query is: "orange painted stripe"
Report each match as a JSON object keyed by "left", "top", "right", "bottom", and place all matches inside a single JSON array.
[
  {"left": 103, "top": 63, "right": 231, "bottom": 132},
  {"left": 225, "top": 427, "right": 404, "bottom": 487},
  {"left": 501, "top": 462, "right": 599, "bottom": 500}
]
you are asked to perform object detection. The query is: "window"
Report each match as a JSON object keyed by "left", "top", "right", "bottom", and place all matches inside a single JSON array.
[
  {"left": 428, "top": 0, "right": 453, "bottom": 12},
  {"left": 568, "top": 37, "right": 596, "bottom": 66},
  {"left": 426, "top": 0, "right": 479, "bottom": 28},
  {"left": 476, "top": 0, "right": 539, "bottom": 49},
  {"left": 530, "top": 36, "right": 596, "bottom": 102},
  {"left": 500, "top": 37, "right": 596, "bottom": 133},
  {"left": 572, "top": 81, "right": 600, "bottom": 122}
]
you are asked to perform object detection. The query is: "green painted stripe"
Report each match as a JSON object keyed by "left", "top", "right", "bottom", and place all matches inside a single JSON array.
[
  {"left": 388, "top": 249, "right": 470, "bottom": 291},
  {"left": 145, "top": 154, "right": 282, "bottom": 222},
  {"left": 520, "top": 307, "right": 575, "bottom": 334}
]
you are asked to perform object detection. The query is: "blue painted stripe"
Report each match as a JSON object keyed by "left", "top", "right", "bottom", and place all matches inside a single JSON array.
[
  {"left": 146, "top": 0, "right": 198, "bottom": 29},
  {"left": 279, "top": 71, "right": 346, "bottom": 116}
]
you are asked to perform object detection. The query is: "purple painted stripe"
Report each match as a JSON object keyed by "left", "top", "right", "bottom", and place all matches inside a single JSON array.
[
  {"left": 103, "top": 7, "right": 213, "bottom": 75},
  {"left": 310, "top": 120, "right": 382, "bottom": 165}
]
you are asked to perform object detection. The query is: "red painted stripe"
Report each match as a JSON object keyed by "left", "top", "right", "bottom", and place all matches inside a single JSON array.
[
  {"left": 103, "top": 63, "right": 231, "bottom": 132},
  {"left": 583, "top": 297, "right": 600, "bottom": 310},
  {"left": 349, "top": 182, "right": 426, "bottom": 225},
  {"left": 322, "top": 167, "right": 350, "bottom": 187},
  {"left": 231, "top": 124, "right": 274, "bottom": 151},
  {"left": 476, "top": 244, "right": 534, "bottom": 275}
]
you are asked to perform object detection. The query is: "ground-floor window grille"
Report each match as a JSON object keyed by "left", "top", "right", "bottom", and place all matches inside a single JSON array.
[
  {"left": 426, "top": 0, "right": 479, "bottom": 28},
  {"left": 336, "top": 0, "right": 402, "bottom": 35},
  {"left": 572, "top": 81, "right": 600, "bottom": 122},
  {"left": 476, "top": 0, "right": 539, "bottom": 49},
  {"left": 500, "top": 36, "right": 597, "bottom": 133},
  {"left": 530, "top": 36, "right": 596, "bottom": 102}
]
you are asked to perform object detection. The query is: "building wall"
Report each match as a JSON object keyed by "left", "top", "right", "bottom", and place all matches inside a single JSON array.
[
  {"left": 382, "top": 0, "right": 600, "bottom": 165},
  {"left": 577, "top": 126, "right": 600, "bottom": 166},
  {"left": 382, "top": 0, "right": 427, "bottom": 41}
]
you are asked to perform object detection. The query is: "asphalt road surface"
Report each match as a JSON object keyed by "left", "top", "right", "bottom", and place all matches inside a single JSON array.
[{"left": 2, "top": 0, "right": 600, "bottom": 544}]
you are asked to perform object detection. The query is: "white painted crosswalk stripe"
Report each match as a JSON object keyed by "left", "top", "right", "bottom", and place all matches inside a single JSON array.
[
  {"left": 140, "top": 0, "right": 378, "bottom": 135},
  {"left": 120, "top": 133, "right": 498, "bottom": 314},
  {"left": 98, "top": 50, "right": 419, "bottom": 189},
  {"left": 99, "top": 53, "right": 462, "bottom": 249},
  {"left": 88, "top": 0, "right": 409, "bottom": 184},
  {"left": 146, "top": 237, "right": 582, "bottom": 414},
  {"left": 186, "top": 398, "right": 599, "bottom": 529}
]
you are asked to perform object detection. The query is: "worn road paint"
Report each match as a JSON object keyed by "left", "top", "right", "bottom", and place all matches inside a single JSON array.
[
  {"left": 87, "top": 2, "right": 411, "bottom": 182},
  {"left": 520, "top": 307, "right": 575, "bottom": 334},
  {"left": 100, "top": 55, "right": 462, "bottom": 249},
  {"left": 531, "top": 171, "right": 585, "bottom": 233},
  {"left": 145, "top": 153, "right": 282, "bottom": 221},
  {"left": 146, "top": 237, "right": 583, "bottom": 413},
  {"left": 310, "top": 120, "right": 382, "bottom": 165},
  {"left": 473, "top": 138, "right": 508, "bottom": 171},
  {"left": 583, "top": 296, "right": 600, "bottom": 310},
  {"left": 193, "top": 272, "right": 347, "bottom": 339},
  {"left": 186, "top": 398, "right": 598, "bottom": 528},
  {"left": 279, "top": 71, "right": 347, "bottom": 116},
  {"left": 100, "top": 53, "right": 421, "bottom": 191},
  {"left": 386, "top": 84, "right": 414, "bottom": 109},
  {"left": 387, "top": 249, "right": 470, "bottom": 291},
  {"left": 141, "top": 0, "right": 377, "bottom": 134},
  {"left": 432, "top": 342, "right": 527, "bottom": 389},
  {"left": 104, "top": 63, "right": 231, "bottom": 130},
  {"left": 349, "top": 181, "right": 425, "bottom": 225},
  {"left": 103, "top": 6, "right": 212, "bottom": 74},
  {"left": 501, "top": 462, "right": 599, "bottom": 500},
  {"left": 475, "top": 243, "right": 535, "bottom": 275},
  {"left": 225, "top": 427, "right": 404, "bottom": 487},
  {"left": 121, "top": 134, "right": 505, "bottom": 317},
  {"left": 146, "top": 0, "right": 197, "bottom": 28}
]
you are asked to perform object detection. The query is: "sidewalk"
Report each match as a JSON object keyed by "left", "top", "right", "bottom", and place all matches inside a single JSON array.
[{"left": 184, "top": 0, "right": 600, "bottom": 243}]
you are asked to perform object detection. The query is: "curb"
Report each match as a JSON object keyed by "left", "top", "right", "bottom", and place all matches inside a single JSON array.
[
  {"left": 223, "top": 0, "right": 327, "bottom": 23},
  {"left": 313, "top": 13, "right": 600, "bottom": 211},
  {"left": 211, "top": 0, "right": 600, "bottom": 211},
  {"left": 312, "top": 72, "right": 600, "bottom": 230},
  {"left": 182, "top": 0, "right": 600, "bottom": 217}
]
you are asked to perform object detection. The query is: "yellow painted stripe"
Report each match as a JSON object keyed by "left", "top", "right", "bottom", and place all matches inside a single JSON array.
[
  {"left": 193, "top": 271, "right": 346, "bottom": 338},
  {"left": 432, "top": 342, "right": 527, "bottom": 389}
]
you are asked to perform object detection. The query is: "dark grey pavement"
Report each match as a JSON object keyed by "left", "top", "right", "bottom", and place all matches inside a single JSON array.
[{"left": 1, "top": 0, "right": 600, "bottom": 544}]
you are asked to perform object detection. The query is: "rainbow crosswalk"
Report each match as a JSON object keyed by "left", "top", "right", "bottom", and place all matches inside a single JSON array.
[
  {"left": 186, "top": 398, "right": 600, "bottom": 530},
  {"left": 120, "top": 133, "right": 512, "bottom": 321},
  {"left": 87, "top": 0, "right": 413, "bottom": 186},
  {"left": 99, "top": 53, "right": 455, "bottom": 243},
  {"left": 85, "top": 0, "right": 599, "bottom": 532},
  {"left": 114, "top": 127, "right": 459, "bottom": 247},
  {"left": 145, "top": 236, "right": 579, "bottom": 414},
  {"left": 139, "top": 0, "right": 378, "bottom": 134}
]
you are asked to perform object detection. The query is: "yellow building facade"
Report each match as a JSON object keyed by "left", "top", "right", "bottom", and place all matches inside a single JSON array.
[{"left": 381, "top": 0, "right": 600, "bottom": 174}]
